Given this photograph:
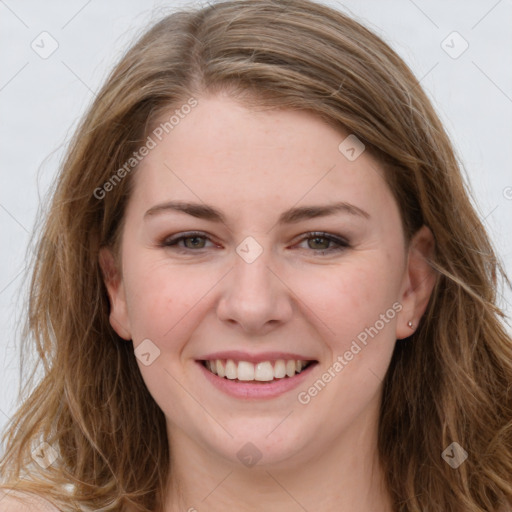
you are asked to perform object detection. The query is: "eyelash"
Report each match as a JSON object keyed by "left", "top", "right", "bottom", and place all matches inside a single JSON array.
[{"left": 160, "top": 231, "right": 350, "bottom": 255}]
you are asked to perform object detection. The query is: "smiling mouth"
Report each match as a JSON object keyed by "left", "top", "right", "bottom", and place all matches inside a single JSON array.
[{"left": 201, "top": 359, "right": 317, "bottom": 382}]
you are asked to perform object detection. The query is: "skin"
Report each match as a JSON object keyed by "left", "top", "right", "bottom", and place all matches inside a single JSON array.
[{"left": 100, "top": 92, "right": 436, "bottom": 512}]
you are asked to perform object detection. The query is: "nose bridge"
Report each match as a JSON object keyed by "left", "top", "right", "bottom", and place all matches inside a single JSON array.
[
  {"left": 234, "top": 240, "right": 274, "bottom": 293},
  {"left": 232, "top": 235, "right": 278, "bottom": 302},
  {"left": 216, "top": 235, "right": 292, "bottom": 332}
]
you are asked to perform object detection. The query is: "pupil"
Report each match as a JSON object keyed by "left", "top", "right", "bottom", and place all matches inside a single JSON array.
[
  {"left": 186, "top": 236, "right": 203, "bottom": 248},
  {"left": 311, "top": 237, "right": 328, "bottom": 249}
]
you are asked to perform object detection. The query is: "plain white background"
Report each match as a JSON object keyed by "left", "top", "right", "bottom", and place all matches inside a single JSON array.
[{"left": 1, "top": 0, "right": 511, "bottom": 442}]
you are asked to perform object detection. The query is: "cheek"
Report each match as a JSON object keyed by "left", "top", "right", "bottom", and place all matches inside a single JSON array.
[
  {"left": 123, "top": 256, "right": 211, "bottom": 342},
  {"left": 292, "top": 256, "right": 400, "bottom": 346},
  {"left": 295, "top": 258, "right": 400, "bottom": 416}
]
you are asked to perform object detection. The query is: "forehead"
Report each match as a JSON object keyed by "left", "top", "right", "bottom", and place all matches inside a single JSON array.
[{"left": 129, "top": 95, "right": 392, "bottom": 219}]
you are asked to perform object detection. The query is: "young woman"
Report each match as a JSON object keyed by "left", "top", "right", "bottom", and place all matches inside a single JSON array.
[{"left": 1, "top": 0, "right": 511, "bottom": 511}]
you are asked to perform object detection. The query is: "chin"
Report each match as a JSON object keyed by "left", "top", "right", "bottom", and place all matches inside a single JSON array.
[{"left": 206, "top": 421, "right": 316, "bottom": 470}]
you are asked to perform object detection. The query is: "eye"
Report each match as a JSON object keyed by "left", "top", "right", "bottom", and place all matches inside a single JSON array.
[
  {"left": 295, "top": 232, "right": 350, "bottom": 254},
  {"left": 159, "top": 231, "right": 350, "bottom": 255},
  {"left": 160, "top": 231, "right": 216, "bottom": 252}
]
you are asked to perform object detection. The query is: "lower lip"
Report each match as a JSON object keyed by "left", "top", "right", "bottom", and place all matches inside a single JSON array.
[{"left": 197, "top": 361, "right": 317, "bottom": 399}]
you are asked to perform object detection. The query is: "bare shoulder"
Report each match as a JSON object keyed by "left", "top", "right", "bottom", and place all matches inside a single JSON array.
[{"left": 0, "top": 490, "right": 61, "bottom": 512}]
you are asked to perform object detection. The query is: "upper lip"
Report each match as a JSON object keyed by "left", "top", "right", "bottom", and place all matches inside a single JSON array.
[{"left": 197, "top": 351, "right": 317, "bottom": 364}]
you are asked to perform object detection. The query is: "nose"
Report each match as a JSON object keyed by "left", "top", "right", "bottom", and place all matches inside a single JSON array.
[{"left": 216, "top": 244, "right": 294, "bottom": 335}]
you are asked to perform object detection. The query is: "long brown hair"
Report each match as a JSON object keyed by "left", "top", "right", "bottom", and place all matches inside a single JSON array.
[{"left": 1, "top": 1, "right": 511, "bottom": 511}]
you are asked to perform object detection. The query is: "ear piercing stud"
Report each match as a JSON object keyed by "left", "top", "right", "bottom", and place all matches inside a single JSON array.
[{"left": 407, "top": 321, "right": 414, "bottom": 328}]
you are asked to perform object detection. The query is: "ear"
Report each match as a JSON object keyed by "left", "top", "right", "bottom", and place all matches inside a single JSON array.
[
  {"left": 396, "top": 225, "right": 437, "bottom": 340},
  {"left": 98, "top": 247, "right": 132, "bottom": 340}
]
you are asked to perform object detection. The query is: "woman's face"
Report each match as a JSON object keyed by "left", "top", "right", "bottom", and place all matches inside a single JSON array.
[{"left": 101, "top": 93, "right": 435, "bottom": 469}]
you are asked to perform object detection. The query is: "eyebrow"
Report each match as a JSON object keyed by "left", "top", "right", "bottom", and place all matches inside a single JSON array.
[{"left": 144, "top": 200, "right": 370, "bottom": 223}]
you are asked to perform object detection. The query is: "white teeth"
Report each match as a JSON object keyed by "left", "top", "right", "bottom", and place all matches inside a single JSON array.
[
  {"left": 237, "top": 361, "right": 255, "bottom": 381},
  {"left": 274, "top": 359, "right": 286, "bottom": 378},
  {"left": 216, "top": 359, "right": 226, "bottom": 378},
  {"left": 285, "top": 360, "right": 296, "bottom": 377},
  {"left": 204, "top": 358, "right": 311, "bottom": 381},
  {"left": 225, "top": 359, "right": 237, "bottom": 379},
  {"left": 254, "top": 361, "right": 274, "bottom": 381}
]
